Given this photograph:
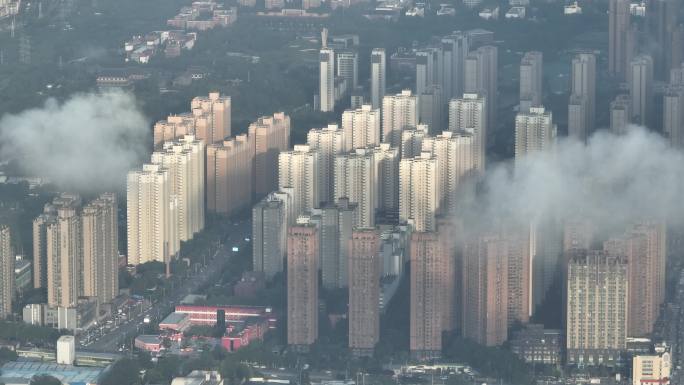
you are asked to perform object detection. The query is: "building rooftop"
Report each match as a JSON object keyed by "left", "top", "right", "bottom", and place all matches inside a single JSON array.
[
  {"left": 161, "top": 312, "right": 190, "bottom": 326},
  {"left": 136, "top": 335, "right": 162, "bottom": 345},
  {"left": 0, "top": 361, "right": 105, "bottom": 385}
]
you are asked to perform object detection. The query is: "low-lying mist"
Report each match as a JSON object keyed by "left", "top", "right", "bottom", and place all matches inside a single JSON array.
[
  {"left": 0, "top": 90, "right": 149, "bottom": 192},
  {"left": 457, "top": 126, "right": 684, "bottom": 237}
]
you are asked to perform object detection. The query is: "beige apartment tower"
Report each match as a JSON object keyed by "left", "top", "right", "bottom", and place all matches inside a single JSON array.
[
  {"left": 207, "top": 134, "right": 254, "bottom": 216},
  {"left": 46, "top": 194, "right": 83, "bottom": 308},
  {"left": 401, "top": 124, "right": 430, "bottom": 159},
  {"left": 566, "top": 250, "right": 628, "bottom": 366},
  {"left": 127, "top": 164, "right": 178, "bottom": 266},
  {"left": 334, "top": 148, "right": 376, "bottom": 227},
  {"left": 287, "top": 225, "right": 319, "bottom": 350},
  {"left": 341, "top": 105, "right": 380, "bottom": 150},
  {"left": 382, "top": 90, "right": 418, "bottom": 147},
  {"left": 151, "top": 135, "right": 205, "bottom": 241},
  {"left": 348, "top": 229, "right": 381, "bottom": 356},
  {"left": 514, "top": 106, "right": 556, "bottom": 160},
  {"left": 448, "top": 94, "right": 487, "bottom": 172},
  {"left": 399, "top": 152, "right": 438, "bottom": 232},
  {"left": 307, "top": 124, "right": 347, "bottom": 204},
  {"left": 191, "top": 92, "right": 231, "bottom": 143},
  {"left": 422, "top": 131, "right": 475, "bottom": 213},
  {"left": 33, "top": 204, "right": 57, "bottom": 289},
  {"left": 278, "top": 145, "right": 320, "bottom": 219},
  {"left": 0, "top": 226, "right": 12, "bottom": 318},
  {"left": 248, "top": 112, "right": 291, "bottom": 197},
  {"left": 153, "top": 114, "right": 196, "bottom": 148},
  {"left": 81, "top": 193, "right": 119, "bottom": 305}
]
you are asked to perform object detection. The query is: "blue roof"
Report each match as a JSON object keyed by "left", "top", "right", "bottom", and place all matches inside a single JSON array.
[{"left": 1, "top": 361, "right": 105, "bottom": 385}]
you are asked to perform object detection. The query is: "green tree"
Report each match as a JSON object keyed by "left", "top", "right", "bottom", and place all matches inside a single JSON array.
[
  {"left": 0, "top": 348, "right": 17, "bottom": 363},
  {"left": 99, "top": 358, "right": 142, "bottom": 385},
  {"left": 29, "top": 375, "right": 61, "bottom": 385}
]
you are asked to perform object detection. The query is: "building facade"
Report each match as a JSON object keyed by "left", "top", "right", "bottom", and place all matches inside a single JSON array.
[{"left": 287, "top": 225, "right": 319, "bottom": 350}]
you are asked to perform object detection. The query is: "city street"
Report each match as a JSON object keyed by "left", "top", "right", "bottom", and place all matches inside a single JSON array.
[{"left": 85, "top": 218, "right": 252, "bottom": 353}]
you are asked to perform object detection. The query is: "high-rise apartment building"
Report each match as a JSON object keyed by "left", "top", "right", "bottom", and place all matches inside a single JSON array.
[
  {"left": 190, "top": 92, "right": 231, "bottom": 143},
  {"left": 81, "top": 194, "right": 118, "bottom": 305},
  {"left": 464, "top": 46, "right": 497, "bottom": 137},
  {"left": 609, "top": 0, "right": 631, "bottom": 78},
  {"left": 127, "top": 164, "right": 178, "bottom": 266},
  {"left": 441, "top": 33, "right": 469, "bottom": 102},
  {"left": 153, "top": 114, "right": 196, "bottom": 148},
  {"left": 278, "top": 145, "right": 320, "bottom": 219},
  {"left": 287, "top": 225, "right": 319, "bottom": 350},
  {"left": 47, "top": 194, "right": 83, "bottom": 308},
  {"left": 382, "top": 90, "right": 418, "bottom": 147},
  {"left": 528, "top": 219, "right": 563, "bottom": 312},
  {"left": 506, "top": 232, "right": 532, "bottom": 323},
  {"left": 248, "top": 112, "right": 291, "bottom": 197},
  {"left": 514, "top": 106, "right": 556, "bottom": 160},
  {"left": 519, "top": 52, "right": 543, "bottom": 112},
  {"left": 371, "top": 143, "right": 399, "bottom": 215},
  {"left": 410, "top": 231, "right": 446, "bottom": 359},
  {"left": 319, "top": 48, "right": 335, "bottom": 112},
  {"left": 153, "top": 92, "right": 230, "bottom": 147},
  {"left": 448, "top": 94, "right": 487, "bottom": 172},
  {"left": 151, "top": 136, "right": 205, "bottom": 241},
  {"left": 334, "top": 149, "right": 376, "bottom": 227},
  {"left": 307, "top": 124, "right": 347, "bottom": 204},
  {"left": 664, "top": 86, "right": 684, "bottom": 147},
  {"left": 610, "top": 94, "right": 631, "bottom": 135},
  {"left": 462, "top": 233, "right": 509, "bottom": 347},
  {"left": 337, "top": 50, "right": 358, "bottom": 90},
  {"left": 348, "top": 229, "right": 381, "bottom": 356},
  {"left": 563, "top": 220, "right": 594, "bottom": 252},
  {"left": 648, "top": 0, "right": 680, "bottom": 77},
  {"left": 416, "top": 48, "right": 440, "bottom": 97},
  {"left": 400, "top": 124, "right": 430, "bottom": 159},
  {"left": 341, "top": 105, "right": 380, "bottom": 150},
  {"left": 418, "top": 85, "right": 444, "bottom": 133},
  {"left": 629, "top": 55, "right": 654, "bottom": 126},
  {"left": 315, "top": 199, "right": 357, "bottom": 289},
  {"left": 399, "top": 153, "right": 438, "bottom": 232},
  {"left": 0, "top": 226, "right": 12, "bottom": 318},
  {"left": 422, "top": 131, "right": 475, "bottom": 213},
  {"left": 604, "top": 222, "right": 666, "bottom": 337},
  {"left": 566, "top": 250, "right": 628, "bottom": 366},
  {"left": 33, "top": 204, "right": 57, "bottom": 289},
  {"left": 207, "top": 135, "right": 254, "bottom": 215},
  {"left": 568, "top": 53, "right": 596, "bottom": 142},
  {"left": 252, "top": 193, "right": 288, "bottom": 279},
  {"left": 371, "top": 49, "right": 386, "bottom": 109}
]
